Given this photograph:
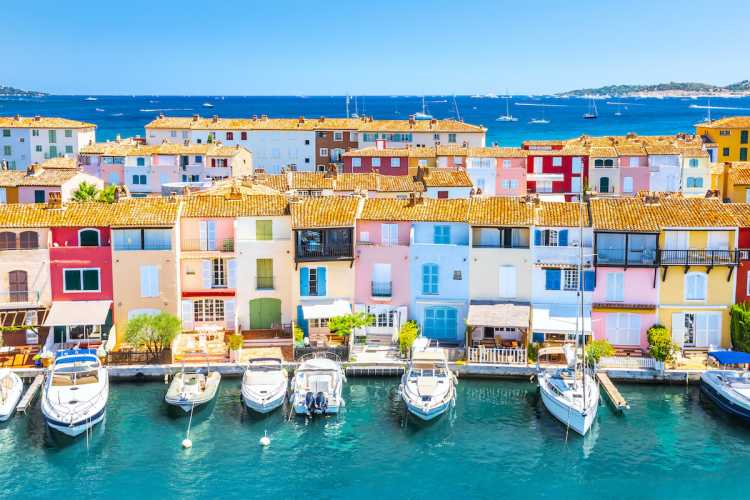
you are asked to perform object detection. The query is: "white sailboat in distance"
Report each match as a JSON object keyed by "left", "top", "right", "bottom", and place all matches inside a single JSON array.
[{"left": 496, "top": 93, "right": 518, "bottom": 122}]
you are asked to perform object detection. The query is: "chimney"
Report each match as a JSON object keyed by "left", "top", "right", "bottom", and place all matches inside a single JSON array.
[
  {"left": 408, "top": 115, "right": 416, "bottom": 125},
  {"left": 26, "top": 163, "right": 43, "bottom": 177},
  {"left": 408, "top": 192, "right": 417, "bottom": 207},
  {"left": 47, "top": 191, "right": 62, "bottom": 209},
  {"left": 416, "top": 193, "right": 425, "bottom": 204},
  {"left": 375, "top": 139, "right": 386, "bottom": 151},
  {"left": 212, "top": 115, "right": 219, "bottom": 123},
  {"left": 14, "top": 114, "right": 20, "bottom": 121},
  {"left": 318, "top": 116, "right": 325, "bottom": 123},
  {"left": 33, "top": 115, "right": 41, "bottom": 121},
  {"left": 261, "top": 114, "right": 268, "bottom": 120},
  {"left": 298, "top": 116, "right": 305, "bottom": 124},
  {"left": 159, "top": 113, "right": 165, "bottom": 119},
  {"left": 192, "top": 114, "right": 199, "bottom": 121},
  {"left": 224, "top": 182, "right": 242, "bottom": 201},
  {"left": 323, "top": 164, "right": 337, "bottom": 179}
]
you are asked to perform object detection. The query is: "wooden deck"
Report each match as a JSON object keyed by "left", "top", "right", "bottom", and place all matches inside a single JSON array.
[
  {"left": 597, "top": 372, "right": 629, "bottom": 412},
  {"left": 16, "top": 373, "right": 44, "bottom": 413}
]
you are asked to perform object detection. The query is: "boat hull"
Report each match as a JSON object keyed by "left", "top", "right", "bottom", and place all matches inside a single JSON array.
[
  {"left": 538, "top": 374, "right": 598, "bottom": 436},
  {"left": 241, "top": 389, "right": 286, "bottom": 414},
  {"left": 402, "top": 397, "right": 451, "bottom": 421},
  {"left": 44, "top": 406, "right": 106, "bottom": 437},
  {"left": 0, "top": 371, "right": 23, "bottom": 421},
  {"left": 700, "top": 372, "right": 750, "bottom": 422}
]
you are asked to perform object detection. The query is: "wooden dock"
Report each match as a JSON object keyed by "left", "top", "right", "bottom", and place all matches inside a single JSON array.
[
  {"left": 596, "top": 372, "right": 629, "bottom": 412},
  {"left": 16, "top": 373, "right": 44, "bottom": 413}
]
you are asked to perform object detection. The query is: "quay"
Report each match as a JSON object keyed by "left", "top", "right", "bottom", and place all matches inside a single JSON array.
[
  {"left": 596, "top": 372, "right": 629, "bottom": 412},
  {"left": 16, "top": 373, "right": 44, "bottom": 413}
]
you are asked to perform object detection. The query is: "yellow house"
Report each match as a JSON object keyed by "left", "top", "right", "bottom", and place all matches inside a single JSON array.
[
  {"left": 725, "top": 162, "right": 750, "bottom": 203},
  {"left": 653, "top": 197, "right": 738, "bottom": 350},
  {"left": 696, "top": 116, "right": 750, "bottom": 162}
]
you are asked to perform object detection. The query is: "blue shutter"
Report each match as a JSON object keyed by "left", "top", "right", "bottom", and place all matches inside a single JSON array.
[
  {"left": 317, "top": 267, "right": 327, "bottom": 296},
  {"left": 296, "top": 305, "right": 308, "bottom": 336},
  {"left": 534, "top": 230, "right": 542, "bottom": 246},
  {"left": 558, "top": 230, "right": 568, "bottom": 246},
  {"left": 545, "top": 269, "right": 561, "bottom": 290},
  {"left": 300, "top": 267, "right": 310, "bottom": 296},
  {"left": 583, "top": 270, "right": 595, "bottom": 291}
]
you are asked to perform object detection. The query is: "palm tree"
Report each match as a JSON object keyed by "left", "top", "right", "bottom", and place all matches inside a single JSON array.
[{"left": 72, "top": 181, "right": 100, "bottom": 201}]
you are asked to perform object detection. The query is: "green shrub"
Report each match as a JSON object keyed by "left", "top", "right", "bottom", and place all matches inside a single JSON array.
[
  {"left": 527, "top": 342, "right": 540, "bottom": 362},
  {"left": 328, "top": 312, "right": 373, "bottom": 337},
  {"left": 227, "top": 333, "right": 243, "bottom": 351},
  {"left": 399, "top": 320, "right": 419, "bottom": 355},
  {"left": 730, "top": 303, "right": 750, "bottom": 352},
  {"left": 293, "top": 325, "right": 305, "bottom": 346},
  {"left": 124, "top": 312, "right": 181, "bottom": 356},
  {"left": 647, "top": 324, "right": 679, "bottom": 362},
  {"left": 585, "top": 339, "right": 614, "bottom": 366}
]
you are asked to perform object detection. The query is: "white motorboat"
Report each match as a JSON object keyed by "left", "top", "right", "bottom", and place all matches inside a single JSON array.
[
  {"left": 202, "top": 102, "right": 214, "bottom": 108},
  {"left": 41, "top": 349, "right": 109, "bottom": 437},
  {"left": 165, "top": 369, "right": 221, "bottom": 412},
  {"left": 241, "top": 358, "right": 288, "bottom": 414},
  {"left": 700, "top": 351, "right": 750, "bottom": 422},
  {"left": 399, "top": 338, "right": 457, "bottom": 421},
  {"left": 290, "top": 354, "right": 346, "bottom": 416},
  {"left": 0, "top": 369, "right": 23, "bottom": 421}
]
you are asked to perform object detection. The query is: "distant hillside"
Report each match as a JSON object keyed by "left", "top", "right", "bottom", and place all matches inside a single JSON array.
[
  {"left": 559, "top": 81, "right": 750, "bottom": 97},
  {"left": 0, "top": 84, "right": 47, "bottom": 97}
]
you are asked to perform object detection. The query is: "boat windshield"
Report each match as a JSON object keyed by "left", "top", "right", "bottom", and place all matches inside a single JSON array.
[{"left": 51, "top": 366, "right": 99, "bottom": 386}]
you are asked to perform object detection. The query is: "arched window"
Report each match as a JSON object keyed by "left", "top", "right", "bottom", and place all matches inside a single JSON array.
[
  {"left": 78, "top": 228, "right": 100, "bottom": 247},
  {"left": 0, "top": 232, "right": 16, "bottom": 250},
  {"left": 19, "top": 231, "right": 39, "bottom": 249},
  {"left": 422, "top": 263, "right": 439, "bottom": 295}
]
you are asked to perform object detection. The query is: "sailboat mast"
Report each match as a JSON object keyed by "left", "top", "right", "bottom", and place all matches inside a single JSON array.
[
  {"left": 578, "top": 170, "right": 587, "bottom": 408},
  {"left": 346, "top": 94, "right": 350, "bottom": 119}
]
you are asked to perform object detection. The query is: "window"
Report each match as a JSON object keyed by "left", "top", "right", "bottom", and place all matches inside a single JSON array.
[
  {"left": 2, "top": 129, "right": 9, "bottom": 137},
  {"left": 685, "top": 273, "right": 707, "bottom": 300},
  {"left": 68, "top": 324, "right": 102, "bottom": 340},
  {"left": 719, "top": 130, "right": 730, "bottom": 136},
  {"left": 448, "top": 133, "right": 457, "bottom": 143},
  {"left": 552, "top": 157, "right": 562, "bottom": 167},
  {"left": 309, "top": 317, "right": 329, "bottom": 329},
  {"left": 606, "top": 272, "right": 624, "bottom": 302},
  {"left": 371, "top": 157, "right": 381, "bottom": 167},
  {"left": 535, "top": 229, "right": 566, "bottom": 246},
  {"left": 536, "top": 180, "right": 553, "bottom": 193},
  {"left": 3, "top": 146, "right": 11, "bottom": 156},
  {"left": 170, "top": 130, "right": 177, "bottom": 138},
  {"left": 545, "top": 269, "right": 561, "bottom": 290},
  {"left": 0, "top": 232, "right": 17, "bottom": 250},
  {"left": 256, "top": 220, "right": 273, "bottom": 240},
  {"left": 256, "top": 258, "right": 274, "bottom": 289},
  {"left": 132, "top": 174, "right": 147, "bottom": 185},
  {"left": 320, "top": 148, "right": 329, "bottom": 158},
  {"left": 195, "top": 155, "right": 203, "bottom": 164},
  {"left": 351, "top": 157, "right": 361, "bottom": 168},
  {"left": 19, "top": 231, "right": 39, "bottom": 249},
  {"left": 433, "top": 225, "right": 451, "bottom": 244},
  {"left": 533, "top": 157, "right": 543, "bottom": 173},
  {"left": 194, "top": 299, "right": 224, "bottom": 322},
  {"left": 453, "top": 270, "right": 462, "bottom": 280},
  {"left": 381, "top": 223, "right": 398, "bottom": 246},
  {"left": 391, "top": 158, "right": 401, "bottom": 167},
  {"left": 78, "top": 228, "right": 100, "bottom": 247},
  {"left": 359, "top": 231, "right": 370, "bottom": 243},
  {"left": 424, "top": 307, "right": 457, "bottom": 339},
  {"left": 64, "top": 268, "right": 100, "bottom": 292},
  {"left": 48, "top": 130, "right": 56, "bottom": 143},
  {"left": 136, "top": 157, "right": 145, "bottom": 167},
  {"left": 623, "top": 176, "right": 634, "bottom": 194},
  {"left": 723, "top": 147, "right": 730, "bottom": 157},
  {"left": 502, "top": 159, "right": 512, "bottom": 169},
  {"left": 113, "top": 229, "right": 142, "bottom": 250},
  {"left": 349, "top": 132, "right": 357, "bottom": 142},
  {"left": 677, "top": 312, "right": 720, "bottom": 348},
  {"left": 563, "top": 269, "right": 579, "bottom": 291},
  {"left": 333, "top": 131, "right": 343, "bottom": 141},
  {"left": 35, "top": 145, "right": 42, "bottom": 153},
  {"left": 686, "top": 177, "right": 704, "bottom": 188},
  {"left": 300, "top": 267, "right": 326, "bottom": 296},
  {"left": 144, "top": 229, "right": 171, "bottom": 250},
  {"left": 31, "top": 129, "right": 39, "bottom": 137},
  {"left": 499, "top": 265, "right": 516, "bottom": 298},
  {"left": 628, "top": 157, "right": 640, "bottom": 168},
  {"left": 571, "top": 157, "right": 583, "bottom": 173},
  {"left": 688, "top": 158, "right": 699, "bottom": 168},
  {"left": 422, "top": 264, "right": 439, "bottom": 294},
  {"left": 140, "top": 265, "right": 159, "bottom": 297},
  {"left": 8, "top": 270, "right": 28, "bottom": 302},
  {"left": 741, "top": 148, "right": 748, "bottom": 162},
  {"left": 371, "top": 308, "right": 395, "bottom": 328},
  {"left": 226, "top": 132, "right": 234, "bottom": 141},
  {"left": 433, "top": 133, "right": 440, "bottom": 141},
  {"left": 64, "top": 129, "right": 72, "bottom": 138},
  {"left": 65, "top": 145, "right": 73, "bottom": 154},
  {"left": 34, "top": 190, "right": 45, "bottom": 203},
  {"left": 606, "top": 313, "right": 641, "bottom": 346},
  {"left": 212, "top": 258, "right": 226, "bottom": 287}
]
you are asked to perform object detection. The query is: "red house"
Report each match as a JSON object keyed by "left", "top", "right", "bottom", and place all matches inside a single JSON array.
[
  {"left": 342, "top": 146, "right": 410, "bottom": 176},
  {"left": 47, "top": 211, "right": 114, "bottom": 348},
  {"left": 729, "top": 204, "right": 750, "bottom": 305},
  {"left": 522, "top": 141, "right": 589, "bottom": 201}
]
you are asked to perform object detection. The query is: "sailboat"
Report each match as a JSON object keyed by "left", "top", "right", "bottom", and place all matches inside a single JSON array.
[
  {"left": 536, "top": 182, "right": 600, "bottom": 436},
  {"left": 704, "top": 98, "right": 713, "bottom": 123},
  {"left": 496, "top": 94, "right": 518, "bottom": 122},
  {"left": 583, "top": 98, "right": 598, "bottom": 119},
  {"left": 613, "top": 103, "right": 623, "bottom": 116},
  {"left": 414, "top": 96, "right": 434, "bottom": 120},
  {"left": 529, "top": 107, "right": 550, "bottom": 124}
]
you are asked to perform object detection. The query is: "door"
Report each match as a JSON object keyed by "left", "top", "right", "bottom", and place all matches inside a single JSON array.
[
  {"left": 599, "top": 176, "right": 609, "bottom": 194},
  {"left": 9, "top": 270, "right": 28, "bottom": 302},
  {"left": 34, "top": 190, "right": 46, "bottom": 203},
  {"left": 498, "top": 266, "right": 517, "bottom": 298},
  {"left": 249, "top": 298, "right": 282, "bottom": 330},
  {"left": 571, "top": 176, "right": 581, "bottom": 195}
]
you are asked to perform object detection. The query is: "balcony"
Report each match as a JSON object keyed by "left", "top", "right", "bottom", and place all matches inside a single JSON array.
[
  {"left": 0, "top": 290, "right": 42, "bottom": 307},
  {"left": 597, "top": 247, "right": 658, "bottom": 266},
  {"left": 256, "top": 276, "right": 274, "bottom": 290},
  {"left": 0, "top": 243, "right": 44, "bottom": 251},
  {"left": 182, "top": 238, "right": 235, "bottom": 252},
  {"left": 658, "top": 249, "right": 737, "bottom": 266},
  {"left": 297, "top": 244, "right": 353, "bottom": 260},
  {"left": 295, "top": 229, "right": 354, "bottom": 262},
  {"left": 371, "top": 281, "right": 392, "bottom": 298}
]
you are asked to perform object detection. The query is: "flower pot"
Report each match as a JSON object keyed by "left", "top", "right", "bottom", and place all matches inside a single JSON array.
[
  {"left": 229, "top": 348, "right": 242, "bottom": 363},
  {"left": 41, "top": 356, "right": 52, "bottom": 368}
]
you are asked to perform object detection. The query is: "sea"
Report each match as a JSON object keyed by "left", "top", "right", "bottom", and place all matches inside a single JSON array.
[
  {"left": 1, "top": 379, "right": 749, "bottom": 499},
  {"left": 2, "top": 94, "right": 750, "bottom": 146}
]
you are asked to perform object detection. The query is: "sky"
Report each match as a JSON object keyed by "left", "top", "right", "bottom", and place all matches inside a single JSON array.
[{"left": 3, "top": 0, "right": 749, "bottom": 95}]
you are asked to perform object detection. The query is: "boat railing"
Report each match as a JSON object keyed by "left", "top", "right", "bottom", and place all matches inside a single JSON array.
[
  {"left": 50, "top": 375, "right": 108, "bottom": 420},
  {"left": 297, "top": 350, "right": 343, "bottom": 363}
]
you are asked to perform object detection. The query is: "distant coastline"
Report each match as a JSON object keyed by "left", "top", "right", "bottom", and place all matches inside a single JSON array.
[
  {"left": 559, "top": 80, "right": 750, "bottom": 98},
  {"left": 0, "top": 84, "right": 47, "bottom": 97}
]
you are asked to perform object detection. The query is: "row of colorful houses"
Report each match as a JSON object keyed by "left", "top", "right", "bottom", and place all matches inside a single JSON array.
[{"left": 3, "top": 190, "right": 750, "bottom": 357}]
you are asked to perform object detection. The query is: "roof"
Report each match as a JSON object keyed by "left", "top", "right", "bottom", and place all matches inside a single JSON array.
[
  {"left": 535, "top": 201, "right": 590, "bottom": 227},
  {"left": 290, "top": 196, "right": 360, "bottom": 228},
  {"left": 467, "top": 197, "right": 535, "bottom": 226},
  {"left": 696, "top": 116, "right": 750, "bottom": 129},
  {"left": 725, "top": 203, "right": 750, "bottom": 227},
  {"left": 467, "top": 303, "right": 530, "bottom": 328},
  {"left": 729, "top": 162, "right": 750, "bottom": 185},
  {"left": 251, "top": 174, "right": 289, "bottom": 192},
  {"left": 95, "top": 197, "right": 180, "bottom": 227},
  {"left": 39, "top": 157, "right": 78, "bottom": 170},
  {"left": 80, "top": 141, "right": 247, "bottom": 157},
  {"left": 359, "top": 198, "right": 469, "bottom": 222},
  {"left": 144, "top": 115, "right": 486, "bottom": 133},
  {"left": 182, "top": 193, "right": 289, "bottom": 218},
  {"left": 436, "top": 145, "right": 527, "bottom": 158},
  {"left": 0, "top": 166, "right": 83, "bottom": 187},
  {"left": 590, "top": 196, "right": 736, "bottom": 231},
  {"left": 419, "top": 169, "right": 473, "bottom": 188},
  {"left": 0, "top": 115, "right": 95, "bottom": 129}
]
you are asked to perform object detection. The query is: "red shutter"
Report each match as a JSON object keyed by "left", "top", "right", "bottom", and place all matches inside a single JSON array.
[
  {"left": 241, "top": 132, "right": 247, "bottom": 140},
  {"left": 226, "top": 132, "right": 233, "bottom": 141},
  {"left": 211, "top": 158, "right": 216, "bottom": 167},
  {"left": 437, "top": 191, "right": 449, "bottom": 199}
]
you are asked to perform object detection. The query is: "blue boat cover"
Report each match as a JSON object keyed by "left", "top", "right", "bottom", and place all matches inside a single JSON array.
[
  {"left": 708, "top": 350, "right": 750, "bottom": 365},
  {"left": 54, "top": 348, "right": 99, "bottom": 364}
]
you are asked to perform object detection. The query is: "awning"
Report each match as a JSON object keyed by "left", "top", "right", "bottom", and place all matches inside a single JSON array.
[
  {"left": 532, "top": 304, "right": 591, "bottom": 334},
  {"left": 43, "top": 301, "right": 112, "bottom": 327},
  {"left": 467, "top": 303, "right": 529, "bottom": 329},
  {"left": 301, "top": 300, "right": 351, "bottom": 320},
  {"left": 709, "top": 350, "right": 750, "bottom": 365}
]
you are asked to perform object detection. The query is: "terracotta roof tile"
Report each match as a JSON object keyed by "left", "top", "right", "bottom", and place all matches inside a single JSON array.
[
  {"left": 467, "top": 197, "right": 535, "bottom": 226},
  {"left": 182, "top": 193, "right": 288, "bottom": 218},
  {"left": 696, "top": 116, "right": 750, "bottom": 129},
  {"left": 291, "top": 196, "right": 360, "bottom": 228},
  {"left": 251, "top": 174, "right": 289, "bottom": 192},
  {"left": 591, "top": 196, "right": 736, "bottom": 231},
  {"left": 725, "top": 203, "right": 750, "bottom": 227},
  {"left": 419, "top": 169, "right": 473, "bottom": 188},
  {"left": 535, "top": 201, "right": 590, "bottom": 227},
  {"left": 0, "top": 116, "right": 95, "bottom": 129},
  {"left": 0, "top": 166, "right": 84, "bottom": 187},
  {"left": 359, "top": 198, "right": 469, "bottom": 222},
  {"left": 728, "top": 162, "right": 750, "bottom": 185}
]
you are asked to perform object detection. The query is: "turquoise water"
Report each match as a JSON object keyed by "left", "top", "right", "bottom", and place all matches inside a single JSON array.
[{"left": 1, "top": 379, "right": 749, "bottom": 499}]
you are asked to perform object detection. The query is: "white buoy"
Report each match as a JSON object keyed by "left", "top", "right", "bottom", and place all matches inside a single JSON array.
[
  {"left": 182, "top": 438, "right": 193, "bottom": 449},
  {"left": 260, "top": 434, "right": 271, "bottom": 447}
]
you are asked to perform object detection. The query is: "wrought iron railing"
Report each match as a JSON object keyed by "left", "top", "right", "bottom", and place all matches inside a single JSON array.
[
  {"left": 658, "top": 249, "right": 736, "bottom": 266},
  {"left": 371, "top": 281, "right": 392, "bottom": 297},
  {"left": 181, "top": 238, "right": 235, "bottom": 252}
]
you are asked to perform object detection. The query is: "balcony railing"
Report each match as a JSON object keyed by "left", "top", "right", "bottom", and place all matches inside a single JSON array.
[
  {"left": 658, "top": 249, "right": 737, "bottom": 266},
  {"left": 296, "top": 244, "right": 353, "bottom": 260},
  {"left": 256, "top": 275, "right": 274, "bottom": 290},
  {"left": 597, "top": 248, "right": 658, "bottom": 266},
  {"left": 0, "top": 244, "right": 43, "bottom": 251},
  {"left": 0, "top": 290, "right": 41, "bottom": 306},
  {"left": 181, "top": 238, "right": 235, "bottom": 252},
  {"left": 371, "top": 281, "right": 392, "bottom": 297}
]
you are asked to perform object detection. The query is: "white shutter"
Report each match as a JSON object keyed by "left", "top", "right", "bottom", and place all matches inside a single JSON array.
[
  {"left": 199, "top": 221, "right": 208, "bottom": 251},
  {"left": 395, "top": 306, "right": 408, "bottom": 342},
  {"left": 373, "top": 263, "right": 391, "bottom": 283},
  {"left": 707, "top": 232, "right": 729, "bottom": 251},
  {"left": 224, "top": 299, "right": 236, "bottom": 331},
  {"left": 227, "top": 258, "right": 237, "bottom": 289},
  {"left": 695, "top": 313, "right": 709, "bottom": 347},
  {"left": 606, "top": 314, "right": 620, "bottom": 344},
  {"left": 627, "top": 314, "right": 641, "bottom": 346},
  {"left": 140, "top": 265, "right": 159, "bottom": 297},
  {"left": 623, "top": 176, "right": 633, "bottom": 194},
  {"left": 708, "top": 313, "right": 721, "bottom": 348},
  {"left": 182, "top": 300, "right": 194, "bottom": 331},
  {"left": 671, "top": 313, "right": 685, "bottom": 347},
  {"left": 206, "top": 221, "right": 217, "bottom": 251},
  {"left": 202, "top": 260, "right": 212, "bottom": 289},
  {"left": 498, "top": 266, "right": 516, "bottom": 298}
]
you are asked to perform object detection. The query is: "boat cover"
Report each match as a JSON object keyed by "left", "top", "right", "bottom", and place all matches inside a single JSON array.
[{"left": 709, "top": 351, "right": 750, "bottom": 365}]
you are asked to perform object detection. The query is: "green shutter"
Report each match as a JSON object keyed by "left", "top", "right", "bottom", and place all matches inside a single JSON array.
[
  {"left": 249, "top": 298, "right": 281, "bottom": 329},
  {"left": 256, "top": 220, "right": 273, "bottom": 240},
  {"left": 256, "top": 258, "right": 273, "bottom": 289},
  {"left": 48, "top": 130, "right": 56, "bottom": 143},
  {"left": 64, "top": 269, "right": 81, "bottom": 291},
  {"left": 82, "top": 269, "right": 99, "bottom": 290}
]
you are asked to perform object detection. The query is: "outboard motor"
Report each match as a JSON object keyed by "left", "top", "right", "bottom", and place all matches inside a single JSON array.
[
  {"left": 304, "top": 391, "right": 315, "bottom": 415},
  {"left": 315, "top": 392, "right": 328, "bottom": 414}
]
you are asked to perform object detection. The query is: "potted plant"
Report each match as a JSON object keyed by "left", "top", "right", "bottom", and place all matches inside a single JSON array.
[
  {"left": 584, "top": 339, "right": 614, "bottom": 367},
  {"left": 40, "top": 351, "right": 53, "bottom": 368},
  {"left": 398, "top": 320, "right": 419, "bottom": 358},
  {"left": 228, "top": 333, "right": 244, "bottom": 362},
  {"left": 96, "top": 346, "right": 108, "bottom": 365},
  {"left": 647, "top": 324, "right": 679, "bottom": 371}
]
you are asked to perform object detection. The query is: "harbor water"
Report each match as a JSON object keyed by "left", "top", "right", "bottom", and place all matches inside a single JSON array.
[{"left": 1, "top": 378, "right": 749, "bottom": 499}]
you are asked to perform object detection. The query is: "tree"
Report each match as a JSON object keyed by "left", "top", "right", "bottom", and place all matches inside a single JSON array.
[
  {"left": 96, "top": 184, "right": 118, "bottom": 203},
  {"left": 328, "top": 312, "right": 373, "bottom": 338},
  {"left": 72, "top": 181, "right": 100, "bottom": 201},
  {"left": 124, "top": 312, "right": 181, "bottom": 359},
  {"left": 730, "top": 303, "right": 750, "bottom": 352},
  {"left": 585, "top": 339, "right": 614, "bottom": 366},
  {"left": 647, "top": 324, "right": 679, "bottom": 363},
  {"left": 399, "top": 320, "right": 419, "bottom": 355}
]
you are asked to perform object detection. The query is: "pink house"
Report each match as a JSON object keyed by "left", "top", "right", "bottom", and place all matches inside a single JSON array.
[
  {"left": 495, "top": 155, "right": 528, "bottom": 196},
  {"left": 618, "top": 154, "right": 650, "bottom": 196},
  {"left": 353, "top": 216, "right": 411, "bottom": 344}
]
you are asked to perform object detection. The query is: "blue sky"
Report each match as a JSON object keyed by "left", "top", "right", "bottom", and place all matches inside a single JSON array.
[{"left": 4, "top": 0, "right": 749, "bottom": 95}]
